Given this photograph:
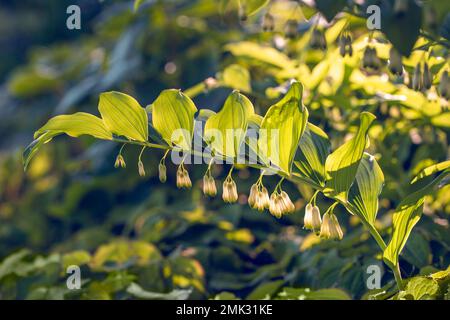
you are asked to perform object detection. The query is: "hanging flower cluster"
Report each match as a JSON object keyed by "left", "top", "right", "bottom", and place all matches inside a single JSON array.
[{"left": 303, "top": 194, "right": 343, "bottom": 240}]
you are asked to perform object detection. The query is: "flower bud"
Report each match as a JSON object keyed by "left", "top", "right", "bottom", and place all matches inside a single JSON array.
[
  {"left": 255, "top": 191, "right": 266, "bottom": 212},
  {"left": 320, "top": 213, "right": 343, "bottom": 240},
  {"left": 345, "top": 34, "right": 353, "bottom": 57},
  {"left": 114, "top": 154, "right": 126, "bottom": 168},
  {"left": 269, "top": 193, "right": 282, "bottom": 218},
  {"left": 138, "top": 160, "right": 145, "bottom": 177},
  {"left": 203, "top": 175, "right": 217, "bottom": 197},
  {"left": 412, "top": 64, "right": 422, "bottom": 91},
  {"left": 311, "top": 206, "right": 322, "bottom": 231},
  {"left": 262, "top": 12, "right": 275, "bottom": 31},
  {"left": 280, "top": 191, "right": 295, "bottom": 214},
  {"left": 422, "top": 62, "right": 432, "bottom": 90},
  {"left": 285, "top": 19, "right": 298, "bottom": 39},
  {"left": 158, "top": 163, "right": 167, "bottom": 183},
  {"left": 389, "top": 47, "right": 403, "bottom": 76},
  {"left": 222, "top": 178, "right": 238, "bottom": 203},
  {"left": 248, "top": 184, "right": 258, "bottom": 208},
  {"left": 177, "top": 166, "right": 191, "bottom": 189},
  {"left": 303, "top": 203, "right": 314, "bottom": 230},
  {"left": 338, "top": 35, "right": 346, "bottom": 57},
  {"left": 330, "top": 214, "right": 344, "bottom": 240},
  {"left": 310, "top": 29, "right": 326, "bottom": 50},
  {"left": 439, "top": 71, "right": 449, "bottom": 99},
  {"left": 261, "top": 187, "right": 270, "bottom": 209}
]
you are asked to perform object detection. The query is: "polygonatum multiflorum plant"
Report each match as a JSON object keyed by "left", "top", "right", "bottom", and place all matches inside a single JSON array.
[{"left": 23, "top": 80, "right": 450, "bottom": 290}]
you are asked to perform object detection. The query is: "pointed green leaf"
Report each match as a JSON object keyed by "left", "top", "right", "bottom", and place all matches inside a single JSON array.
[
  {"left": 323, "top": 112, "right": 376, "bottom": 202},
  {"left": 346, "top": 153, "right": 384, "bottom": 225},
  {"left": 411, "top": 160, "right": 450, "bottom": 184},
  {"left": 98, "top": 91, "right": 148, "bottom": 142},
  {"left": 204, "top": 91, "right": 254, "bottom": 159},
  {"left": 225, "top": 41, "right": 295, "bottom": 69},
  {"left": 151, "top": 89, "right": 197, "bottom": 151},
  {"left": 383, "top": 169, "right": 450, "bottom": 269},
  {"left": 34, "top": 112, "right": 113, "bottom": 140},
  {"left": 23, "top": 112, "right": 113, "bottom": 170},
  {"left": 258, "top": 81, "right": 308, "bottom": 174},
  {"left": 243, "top": 0, "right": 270, "bottom": 16},
  {"left": 221, "top": 64, "right": 251, "bottom": 92},
  {"left": 294, "top": 123, "right": 330, "bottom": 187}
]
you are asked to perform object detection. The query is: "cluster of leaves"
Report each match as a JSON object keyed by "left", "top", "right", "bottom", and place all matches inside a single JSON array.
[{"left": 0, "top": 0, "right": 449, "bottom": 300}]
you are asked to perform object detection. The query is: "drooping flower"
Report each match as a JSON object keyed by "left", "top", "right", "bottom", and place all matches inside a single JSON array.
[
  {"left": 269, "top": 193, "right": 282, "bottom": 218},
  {"left": 261, "top": 187, "right": 270, "bottom": 209},
  {"left": 248, "top": 184, "right": 258, "bottom": 208},
  {"left": 412, "top": 64, "right": 422, "bottom": 91},
  {"left": 303, "top": 203, "right": 314, "bottom": 230},
  {"left": 304, "top": 204, "right": 321, "bottom": 231},
  {"left": 320, "top": 212, "right": 343, "bottom": 240},
  {"left": 262, "top": 12, "right": 275, "bottom": 32},
  {"left": 138, "top": 160, "right": 146, "bottom": 177},
  {"left": 158, "top": 163, "right": 167, "bottom": 183},
  {"left": 389, "top": 47, "right": 403, "bottom": 76},
  {"left": 422, "top": 62, "right": 432, "bottom": 90},
  {"left": 310, "top": 29, "right": 327, "bottom": 50},
  {"left": 280, "top": 191, "right": 295, "bottom": 214},
  {"left": 222, "top": 177, "right": 238, "bottom": 203},
  {"left": 203, "top": 175, "right": 217, "bottom": 197},
  {"left": 114, "top": 154, "right": 126, "bottom": 168},
  {"left": 176, "top": 165, "right": 191, "bottom": 189}
]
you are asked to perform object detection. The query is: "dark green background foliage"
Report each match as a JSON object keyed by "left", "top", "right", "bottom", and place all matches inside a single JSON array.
[{"left": 0, "top": 0, "right": 449, "bottom": 300}]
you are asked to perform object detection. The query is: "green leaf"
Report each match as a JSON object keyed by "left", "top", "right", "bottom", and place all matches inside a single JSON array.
[
  {"left": 221, "top": 64, "right": 251, "bottom": 92},
  {"left": 204, "top": 91, "right": 254, "bottom": 159},
  {"left": 127, "top": 283, "right": 192, "bottom": 300},
  {"left": 294, "top": 123, "right": 330, "bottom": 187},
  {"left": 0, "top": 249, "right": 31, "bottom": 280},
  {"left": 62, "top": 250, "right": 91, "bottom": 270},
  {"left": 225, "top": 41, "right": 295, "bottom": 69},
  {"left": 34, "top": 112, "right": 113, "bottom": 140},
  {"left": 411, "top": 160, "right": 450, "bottom": 183},
  {"left": 383, "top": 169, "right": 450, "bottom": 269},
  {"left": 90, "top": 240, "right": 161, "bottom": 271},
  {"left": 243, "top": 0, "right": 270, "bottom": 16},
  {"left": 323, "top": 112, "right": 376, "bottom": 202},
  {"left": 98, "top": 91, "right": 148, "bottom": 142},
  {"left": 246, "top": 280, "right": 285, "bottom": 300},
  {"left": 346, "top": 153, "right": 384, "bottom": 225},
  {"left": 402, "top": 277, "right": 439, "bottom": 300},
  {"left": 151, "top": 89, "right": 198, "bottom": 150},
  {"left": 278, "top": 287, "right": 351, "bottom": 300},
  {"left": 258, "top": 81, "right": 309, "bottom": 174},
  {"left": 23, "top": 112, "right": 113, "bottom": 170}
]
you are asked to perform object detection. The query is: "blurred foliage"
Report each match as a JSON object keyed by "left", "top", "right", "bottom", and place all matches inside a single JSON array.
[{"left": 0, "top": 0, "right": 449, "bottom": 300}]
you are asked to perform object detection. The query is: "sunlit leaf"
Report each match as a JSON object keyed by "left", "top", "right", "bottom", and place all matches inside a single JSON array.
[
  {"left": 150, "top": 89, "right": 197, "bottom": 150},
  {"left": 294, "top": 123, "right": 330, "bottom": 187},
  {"left": 98, "top": 91, "right": 148, "bottom": 142},
  {"left": 258, "top": 81, "right": 308, "bottom": 174},
  {"left": 221, "top": 64, "right": 251, "bottom": 92},
  {"left": 204, "top": 91, "right": 254, "bottom": 159},
  {"left": 23, "top": 113, "right": 113, "bottom": 170},
  {"left": 346, "top": 153, "right": 385, "bottom": 225},
  {"left": 225, "top": 41, "right": 295, "bottom": 69},
  {"left": 324, "top": 112, "right": 376, "bottom": 202},
  {"left": 383, "top": 169, "right": 450, "bottom": 269}
]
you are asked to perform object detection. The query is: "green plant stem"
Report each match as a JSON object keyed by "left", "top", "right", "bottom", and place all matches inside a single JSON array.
[
  {"left": 393, "top": 265, "right": 404, "bottom": 290},
  {"left": 359, "top": 218, "right": 404, "bottom": 291}
]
